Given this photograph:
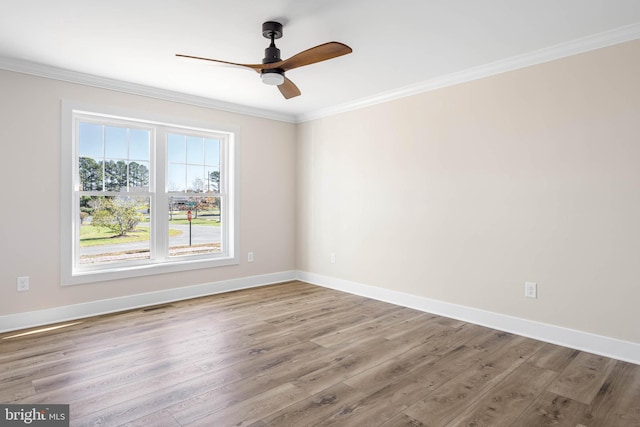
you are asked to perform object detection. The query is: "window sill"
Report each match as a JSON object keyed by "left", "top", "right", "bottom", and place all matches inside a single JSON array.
[{"left": 63, "top": 256, "right": 239, "bottom": 286}]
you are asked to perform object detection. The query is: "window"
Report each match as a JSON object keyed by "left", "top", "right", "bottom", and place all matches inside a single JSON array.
[{"left": 61, "top": 102, "right": 238, "bottom": 285}]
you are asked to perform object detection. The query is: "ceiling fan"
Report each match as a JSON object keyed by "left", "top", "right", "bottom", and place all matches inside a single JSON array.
[{"left": 176, "top": 21, "right": 352, "bottom": 99}]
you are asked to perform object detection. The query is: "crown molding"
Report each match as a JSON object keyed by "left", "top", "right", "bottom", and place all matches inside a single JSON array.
[
  {"left": 0, "top": 56, "right": 297, "bottom": 123},
  {"left": 2, "top": 23, "right": 638, "bottom": 125},
  {"left": 296, "top": 23, "right": 640, "bottom": 123}
]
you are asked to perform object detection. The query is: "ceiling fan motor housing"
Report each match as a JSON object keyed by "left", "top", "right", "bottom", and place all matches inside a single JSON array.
[
  {"left": 263, "top": 44, "right": 281, "bottom": 64},
  {"left": 261, "top": 21, "right": 285, "bottom": 85}
]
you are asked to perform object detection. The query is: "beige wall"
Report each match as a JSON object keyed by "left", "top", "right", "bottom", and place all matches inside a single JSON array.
[
  {"left": 297, "top": 40, "right": 640, "bottom": 343},
  {"left": 2, "top": 40, "right": 639, "bottom": 346},
  {"left": 0, "top": 70, "right": 297, "bottom": 315}
]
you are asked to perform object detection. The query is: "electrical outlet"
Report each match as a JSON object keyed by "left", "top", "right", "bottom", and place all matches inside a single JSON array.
[
  {"left": 17, "top": 276, "right": 29, "bottom": 292},
  {"left": 330, "top": 252, "right": 336, "bottom": 264},
  {"left": 248, "top": 252, "right": 254, "bottom": 262},
  {"left": 525, "top": 282, "right": 537, "bottom": 299}
]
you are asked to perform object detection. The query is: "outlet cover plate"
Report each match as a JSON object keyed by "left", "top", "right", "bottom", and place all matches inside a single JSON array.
[
  {"left": 525, "top": 282, "right": 537, "bottom": 299},
  {"left": 17, "top": 276, "right": 29, "bottom": 292}
]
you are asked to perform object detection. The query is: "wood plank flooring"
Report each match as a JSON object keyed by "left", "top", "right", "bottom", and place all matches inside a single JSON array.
[{"left": 1, "top": 281, "right": 638, "bottom": 426}]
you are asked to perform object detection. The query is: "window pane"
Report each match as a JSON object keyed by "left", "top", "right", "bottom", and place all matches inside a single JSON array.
[
  {"left": 129, "top": 129, "right": 150, "bottom": 161},
  {"left": 104, "top": 126, "right": 128, "bottom": 158},
  {"left": 79, "top": 195, "right": 150, "bottom": 265},
  {"left": 205, "top": 167, "right": 220, "bottom": 193},
  {"left": 78, "top": 123, "right": 103, "bottom": 158},
  {"left": 168, "top": 196, "right": 221, "bottom": 257},
  {"left": 128, "top": 161, "right": 150, "bottom": 190},
  {"left": 187, "top": 136, "right": 204, "bottom": 164},
  {"left": 186, "top": 165, "right": 204, "bottom": 192},
  {"left": 104, "top": 160, "right": 128, "bottom": 191},
  {"left": 79, "top": 157, "right": 104, "bottom": 191},
  {"left": 168, "top": 163, "right": 186, "bottom": 192},
  {"left": 168, "top": 133, "right": 185, "bottom": 163},
  {"left": 204, "top": 138, "right": 220, "bottom": 166}
]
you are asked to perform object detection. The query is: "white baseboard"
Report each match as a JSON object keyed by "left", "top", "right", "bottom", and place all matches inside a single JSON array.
[
  {"left": 296, "top": 271, "right": 640, "bottom": 365},
  {"left": 0, "top": 271, "right": 297, "bottom": 334},
  {"left": 3, "top": 270, "right": 637, "bottom": 365}
]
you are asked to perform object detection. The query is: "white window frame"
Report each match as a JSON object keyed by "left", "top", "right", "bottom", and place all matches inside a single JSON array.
[{"left": 61, "top": 101, "right": 239, "bottom": 285}]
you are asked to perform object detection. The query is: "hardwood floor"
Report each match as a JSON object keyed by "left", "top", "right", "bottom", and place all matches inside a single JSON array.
[{"left": 1, "top": 281, "right": 638, "bottom": 426}]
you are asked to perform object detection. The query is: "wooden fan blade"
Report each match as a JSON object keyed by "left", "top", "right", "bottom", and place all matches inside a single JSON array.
[
  {"left": 278, "top": 77, "right": 301, "bottom": 99},
  {"left": 176, "top": 54, "right": 263, "bottom": 71},
  {"left": 276, "top": 42, "right": 352, "bottom": 72}
]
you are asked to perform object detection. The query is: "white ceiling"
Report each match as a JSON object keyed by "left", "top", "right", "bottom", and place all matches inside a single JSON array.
[{"left": 1, "top": 0, "right": 639, "bottom": 122}]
